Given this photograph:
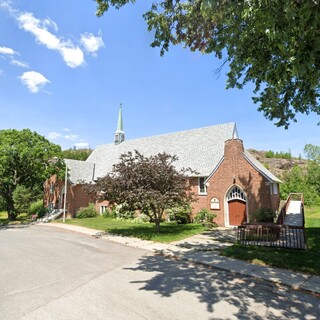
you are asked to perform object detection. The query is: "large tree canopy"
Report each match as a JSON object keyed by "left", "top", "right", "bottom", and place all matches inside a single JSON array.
[
  {"left": 61, "top": 148, "right": 93, "bottom": 161},
  {"left": 95, "top": 0, "right": 320, "bottom": 128},
  {"left": 281, "top": 143, "right": 320, "bottom": 205},
  {"left": 85, "top": 151, "right": 195, "bottom": 232},
  {"left": 0, "top": 129, "right": 62, "bottom": 220}
]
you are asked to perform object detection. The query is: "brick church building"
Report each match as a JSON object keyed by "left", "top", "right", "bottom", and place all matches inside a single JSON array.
[{"left": 44, "top": 106, "right": 281, "bottom": 227}]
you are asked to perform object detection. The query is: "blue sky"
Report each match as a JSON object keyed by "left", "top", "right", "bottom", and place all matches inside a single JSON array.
[{"left": 0, "top": 0, "right": 318, "bottom": 157}]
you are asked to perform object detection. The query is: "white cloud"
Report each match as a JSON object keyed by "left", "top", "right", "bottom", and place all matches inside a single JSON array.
[
  {"left": 47, "top": 132, "right": 61, "bottom": 139},
  {"left": 11, "top": 59, "right": 29, "bottom": 68},
  {"left": 45, "top": 128, "right": 90, "bottom": 148},
  {"left": 19, "top": 71, "right": 50, "bottom": 93},
  {"left": 2, "top": 3, "right": 104, "bottom": 68},
  {"left": 43, "top": 17, "right": 58, "bottom": 33},
  {"left": 75, "top": 142, "right": 90, "bottom": 149},
  {"left": 0, "top": 1, "right": 15, "bottom": 13},
  {"left": 80, "top": 32, "right": 104, "bottom": 55},
  {"left": 59, "top": 45, "right": 84, "bottom": 68},
  {"left": 64, "top": 134, "right": 78, "bottom": 141},
  {"left": 0, "top": 69, "right": 5, "bottom": 76},
  {"left": 0, "top": 46, "right": 16, "bottom": 55},
  {"left": 0, "top": 44, "right": 30, "bottom": 68},
  {"left": 16, "top": 11, "right": 85, "bottom": 68}
]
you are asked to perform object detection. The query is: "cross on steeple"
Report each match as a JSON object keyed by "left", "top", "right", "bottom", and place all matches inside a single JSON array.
[{"left": 115, "top": 103, "right": 125, "bottom": 145}]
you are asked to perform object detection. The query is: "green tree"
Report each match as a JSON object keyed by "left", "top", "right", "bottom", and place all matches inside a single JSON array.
[
  {"left": 281, "top": 165, "right": 306, "bottom": 201},
  {"left": 61, "top": 148, "right": 92, "bottom": 161},
  {"left": 85, "top": 151, "right": 195, "bottom": 232},
  {"left": 281, "top": 144, "right": 320, "bottom": 206},
  {"left": 0, "top": 129, "right": 62, "bottom": 221},
  {"left": 304, "top": 144, "right": 320, "bottom": 200},
  {"left": 304, "top": 144, "right": 320, "bottom": 163},
  {"left": 95, "top": 0, "right": 320, "bottom": 127},
  {"left": 13, "top": 185, "right": 35, "bottom": 214}
]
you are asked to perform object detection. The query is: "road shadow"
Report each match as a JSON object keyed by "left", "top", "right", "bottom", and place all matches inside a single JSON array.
[
  {"left": 172, "top": 228, "right": 237, "bottom": 251},
  {"left": 0, "top": 223, "right": 33, "bottom": 231},
  {"left": 125, "top": 254, "right": 319, "bottom": 319},
  {"left": 201, "top": 229, "right": 238, "bottom": 242}
]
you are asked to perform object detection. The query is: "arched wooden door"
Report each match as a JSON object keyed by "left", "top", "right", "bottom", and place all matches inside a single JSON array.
[
  {"left": 227, "top": 186, "right": 247, "bottom": 226},
  {"left": 228, "top": 200, "right": 246, "bottom": 226}
]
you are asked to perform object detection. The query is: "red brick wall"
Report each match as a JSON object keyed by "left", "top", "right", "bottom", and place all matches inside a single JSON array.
[
  {"left": 189, "top": 177, "right": 208, "bottom": 218},
  {"left": 95, "top": 200, "right": 110, "bottom": 214},
  {"left": 44, "top": 139, "right": 280, "bottom": 225},
  {"left": 270, "top": 187, "right": 281, "bottom": 212},
  {"left": 204, "top": 139, "right": 280, "bottom": 226},
  {"left": 43, "top": 175, "right": 64, "bottom": 209},
  {"left": 67, "top": 185, "right": 94, "bottom": 218},
  {"left": 44, "top": 176, "right": 94, "bottom": 218}
]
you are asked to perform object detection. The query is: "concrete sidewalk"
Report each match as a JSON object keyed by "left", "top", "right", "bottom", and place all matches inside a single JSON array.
[{"left": 38, "top": 222, "right": 320, "bottom": 296}]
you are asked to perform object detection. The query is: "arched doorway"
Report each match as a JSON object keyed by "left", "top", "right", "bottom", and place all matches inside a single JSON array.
[
  {"left": 226, "top": 186, "right": 247, "bottom": 226},
  {"left": 59, "top": 186, "right": 65, "bottom": 209}
]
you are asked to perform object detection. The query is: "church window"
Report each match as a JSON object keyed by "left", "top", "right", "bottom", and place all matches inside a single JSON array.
[
  {"left": 198, "top": 177, "right": 207, "bottom": 194},
  {"left": 227, "top": 186, "right": 246, "bottom": 201}
]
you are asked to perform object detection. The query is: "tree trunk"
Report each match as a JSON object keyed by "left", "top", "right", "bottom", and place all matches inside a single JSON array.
[
  {"left": 7, "top": 210, "right": 17, "bottom": 221},
  {"left": 154, "top": 209, "right": 164, "bottom": 233},
  {"left": 7, "top": 201, "right": 17, "bottom": 221},
  {"left": 155, "top": 219, "right": 161, "bottom": 233}
]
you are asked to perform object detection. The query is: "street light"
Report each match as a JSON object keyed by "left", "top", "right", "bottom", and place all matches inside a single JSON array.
[{"left": 63, "top": 161, "right": 68, "bottom": 222}]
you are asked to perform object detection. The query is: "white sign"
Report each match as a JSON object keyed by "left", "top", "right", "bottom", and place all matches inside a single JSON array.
[{"left": 210, "top": 197, "right": 220, "bottom": 210}]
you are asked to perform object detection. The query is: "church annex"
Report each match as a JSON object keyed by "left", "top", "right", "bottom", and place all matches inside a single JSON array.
[{"left": 44, "top": 106, "right": 281, "bottom": 227}]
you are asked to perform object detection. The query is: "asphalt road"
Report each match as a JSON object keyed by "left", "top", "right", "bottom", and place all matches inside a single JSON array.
[{"left": 0, "top": 225, "right": 319, "bottom": 320}]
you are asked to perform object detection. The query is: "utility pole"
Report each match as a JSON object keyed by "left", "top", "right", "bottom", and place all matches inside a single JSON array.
[{"left": 63, "top": 162, "right": 67, "bottom": 222}]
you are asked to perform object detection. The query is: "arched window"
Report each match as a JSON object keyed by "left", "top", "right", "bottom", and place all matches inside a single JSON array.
[{"left": 227, "top": 186, "right": 246, "bottom": 202}]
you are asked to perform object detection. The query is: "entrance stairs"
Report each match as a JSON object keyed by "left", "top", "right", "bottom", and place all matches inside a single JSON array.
[{"left": 38, "top": 209, "right": 64, "bottom": 223}]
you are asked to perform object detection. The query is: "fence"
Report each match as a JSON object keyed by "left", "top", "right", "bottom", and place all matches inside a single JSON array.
[
  {"left": 237, "top": 193, "right": 306, "bottom": 249},
  {"left": 237, "top": 223, "right": 306, "bottom": 249}
]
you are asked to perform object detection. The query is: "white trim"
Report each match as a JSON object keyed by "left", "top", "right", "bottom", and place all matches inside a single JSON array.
[
  {"left": 198, "top": 176, "right": 208, "bottom": 195},
  {"left": 226, "top": 185, "right": 247, "bottom": 201},
  {"left": 243, "top": 151, "right": 282, "bottom": 183},
  {"left": 273, "top": 183, "right": 278, "bottom": 195},
  {"left": 204, "top": 156, "right": 224, "bottom": 184},
  {"left": 100, "top": 205, "right": 108, "bottom": 214}
]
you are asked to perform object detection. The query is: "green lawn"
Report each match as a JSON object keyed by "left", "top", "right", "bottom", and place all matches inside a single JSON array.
[
  {"left": 0, "top": 211, "right": 32, "bottom": 225},
  {"left": 64, "top": 216, "right": 207, "bottom": 243},
  {"left": 221, "top": 206, "right": 320, "bottom": 275}
]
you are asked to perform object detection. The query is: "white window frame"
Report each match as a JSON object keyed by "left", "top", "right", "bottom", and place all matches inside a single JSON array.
[
  {"left": 226, "top": 186, "right": 247, "bottom": 201},
  {"left": 198, "top": 177, "right": 207, "bottom": 195},
  {"left": 272, "top": 183, "right": 278, "bottom": 195},
  {"left": 100, "top": 205, "right": 108, "bottom": 214}
]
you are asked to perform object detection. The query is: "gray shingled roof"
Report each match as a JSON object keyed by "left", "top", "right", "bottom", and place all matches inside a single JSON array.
[
  {"left": 88, "top": 122, "right": 238, "bottom": 180},
  {"left": 66, "top": 123, "right": 237, "bottom": 184},
  {"left": 65, "top": 123, "right": 280, "bottom": 185},
  {"left": 64, "top": 159, "right": 96, "bottom": 184}
]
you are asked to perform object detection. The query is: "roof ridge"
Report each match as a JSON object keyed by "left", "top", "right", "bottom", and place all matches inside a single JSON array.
[{"left": 95, "top": 122, "right": 236, "bottom": 149}]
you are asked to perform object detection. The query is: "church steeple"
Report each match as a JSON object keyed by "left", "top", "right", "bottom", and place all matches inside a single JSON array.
[{"left": 114, "top": 103, "right": 125, "bottom": 145}]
